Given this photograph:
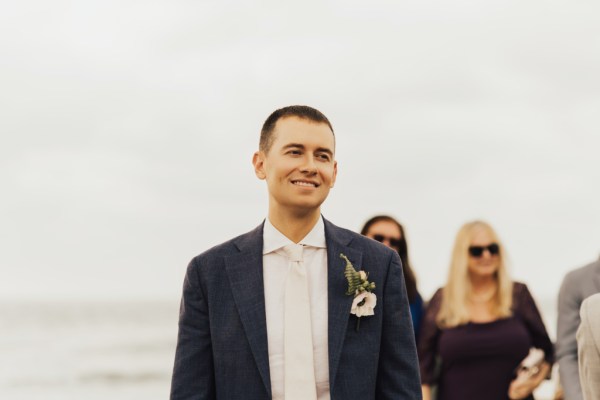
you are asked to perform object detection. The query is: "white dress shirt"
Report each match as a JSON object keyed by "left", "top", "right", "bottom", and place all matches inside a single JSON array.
[{"left": 262, "top": 217, "right": 330, "bottom": 400}]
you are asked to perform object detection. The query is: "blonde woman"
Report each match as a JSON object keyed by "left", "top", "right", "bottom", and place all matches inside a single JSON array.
[{"left": 418, "top": 221, "right": 553, "bottom": 400}]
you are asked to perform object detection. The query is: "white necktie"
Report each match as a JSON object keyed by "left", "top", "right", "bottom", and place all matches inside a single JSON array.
[{"left": 283, "top": 243, "right": 317, "bottom": 400}]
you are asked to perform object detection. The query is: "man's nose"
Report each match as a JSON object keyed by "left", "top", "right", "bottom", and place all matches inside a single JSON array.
[{"left": 300, "top": 156, "right": 317, "bottom": 174}]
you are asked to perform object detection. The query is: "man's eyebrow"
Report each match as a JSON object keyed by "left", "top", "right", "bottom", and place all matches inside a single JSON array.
[
  {"left": 282, "top": 143, "right": 334, "bottom": 156},
  {"left": 282, "top": 143, "right": 305, "bottom": 150},
  {"left": 315, "top": 147, "right": 334, "bottom": 156}
]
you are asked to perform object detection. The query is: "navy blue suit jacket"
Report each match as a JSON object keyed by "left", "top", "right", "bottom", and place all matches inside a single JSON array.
[{"left": 170, "top": 219, "right": 422, "bottom": 399}]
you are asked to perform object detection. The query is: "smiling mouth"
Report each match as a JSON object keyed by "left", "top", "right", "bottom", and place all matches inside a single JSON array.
[{"left": 291, "top": 180, "right": 319, "bottom": 188}]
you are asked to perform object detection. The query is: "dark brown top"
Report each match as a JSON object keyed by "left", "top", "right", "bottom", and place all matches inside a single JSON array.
[{"left": 418, "top": 282, "right": 554, "bottom": 400}]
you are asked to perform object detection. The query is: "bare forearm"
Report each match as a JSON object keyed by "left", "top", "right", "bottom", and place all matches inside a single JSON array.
[{"left": 421, "top": 385, "right": 432, "bottom": 400}]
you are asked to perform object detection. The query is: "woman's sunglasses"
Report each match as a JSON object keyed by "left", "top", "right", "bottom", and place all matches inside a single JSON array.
[
  {"left": 372, "top": 234, "right": 402, "bottom": 249},
  {"left": 468, "top": 243, "right": 500, "bottom": 257}
]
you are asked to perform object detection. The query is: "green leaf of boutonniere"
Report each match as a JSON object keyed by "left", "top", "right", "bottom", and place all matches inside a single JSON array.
[
  {"left": 340, "top": 253, "right": 362, "bottom": 295},
  {"left": 340, "top": 253, "right": 377, "bottom": 332}
]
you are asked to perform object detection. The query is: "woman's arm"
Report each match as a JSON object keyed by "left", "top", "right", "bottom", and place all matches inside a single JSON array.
[
  {"left": 514, "top": 283, "right": 554, "bottom": 363},
  {"left": 421, "top": 384, "right": 432, "bottom": 400},
  {"left": 417, "top": 289, "right": 443, "bottom": 388}
]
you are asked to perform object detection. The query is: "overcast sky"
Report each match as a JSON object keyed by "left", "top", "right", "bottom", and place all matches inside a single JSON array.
[{"left": 1, "top": 0, "right": 599, "bottom": 305}]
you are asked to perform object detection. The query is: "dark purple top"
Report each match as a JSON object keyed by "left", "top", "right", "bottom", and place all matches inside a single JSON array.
[{"left": 418, "top": 282, "right": 554, "bottom": 400}]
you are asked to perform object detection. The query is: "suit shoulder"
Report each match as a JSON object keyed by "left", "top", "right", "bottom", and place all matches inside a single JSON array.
[
  {"left": 562, "top": 259, "right": 600, "bottom": 283},
  {"left": 340, "top": 227, "right": 397, "bottom": 256},
  {"left": 560, "top": 260, "right": 600, "bottom": 299},
  {"left": 580, "top": 294, "right": 600, "bottom": 336},
  {"left": 582, "top": 293, "right": 600, "bottom": 310},
  {"left": 323, "top": 220, "right": 397, "bottom": 269}
]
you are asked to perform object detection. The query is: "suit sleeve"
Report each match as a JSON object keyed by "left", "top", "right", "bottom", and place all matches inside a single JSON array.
[
  {"left": 170, "top": 258, "right": 215, "bottom": 400},
  {"left": 375, "top": 251, "right": 423, "bottom": 399},
  {"left": 577, "top": 295, "right": 600, "bottom": 400},
  {"left": 556, "top": 273, "right": 584, "bottom": 400}
]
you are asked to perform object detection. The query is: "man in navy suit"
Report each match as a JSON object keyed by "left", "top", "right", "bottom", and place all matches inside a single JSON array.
[{"left": 170, "top": 105, "right": 421, "bottom": 400}]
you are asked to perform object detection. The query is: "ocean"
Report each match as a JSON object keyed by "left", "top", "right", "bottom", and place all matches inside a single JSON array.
[
  {"left": 0, "top": 300, "right": 179, "bottom": 400},
  {"left": 0, "top": 297, "right": 559, "bottom": 399}
]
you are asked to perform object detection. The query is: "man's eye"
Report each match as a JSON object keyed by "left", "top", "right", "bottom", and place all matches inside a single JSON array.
[
  {"left": 318, "top": 154, "right": 330, "bottom": 161},
  {"left": 287, "top": 150, "right": 301, "bottom": 155}
]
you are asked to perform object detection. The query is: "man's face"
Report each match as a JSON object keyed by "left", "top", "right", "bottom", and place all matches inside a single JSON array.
[{"left": 253, "top": 116, "right": 337, "bottom": 215}]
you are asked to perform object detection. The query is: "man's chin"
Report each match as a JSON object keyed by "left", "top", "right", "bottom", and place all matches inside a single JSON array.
[{"left": 287, "top": 200, "right": 326, "bottom": 215}]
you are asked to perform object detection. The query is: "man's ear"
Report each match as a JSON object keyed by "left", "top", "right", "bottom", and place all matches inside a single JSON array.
[
  {"left": 252, "top": 151, "right": 266, "bottom": 180},
  {"left": 330, "top": 160, "right": 338, "bottom": 188}
]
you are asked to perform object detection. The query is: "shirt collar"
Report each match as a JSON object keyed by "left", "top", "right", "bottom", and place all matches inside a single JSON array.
[{"left": 263, "top": 216, "right": 326, "bottom": 255}]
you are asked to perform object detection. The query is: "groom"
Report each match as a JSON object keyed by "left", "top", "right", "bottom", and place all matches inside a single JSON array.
[{"left": 170, "top": 105, "right": 421, "bottom": 400}]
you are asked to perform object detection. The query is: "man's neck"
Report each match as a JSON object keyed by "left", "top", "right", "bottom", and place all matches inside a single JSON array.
[{"left": 268, "top": 208, "right": 322, "bottom": 243}]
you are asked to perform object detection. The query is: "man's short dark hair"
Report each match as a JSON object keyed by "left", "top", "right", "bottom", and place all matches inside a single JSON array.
[{"left": 259, "top": 105, "right": 334, "bottom": 153}]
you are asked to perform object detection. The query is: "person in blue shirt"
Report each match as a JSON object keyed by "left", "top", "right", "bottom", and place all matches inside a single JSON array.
[{"left": 361, "top": 215, "right": 424, "bottom": 339}]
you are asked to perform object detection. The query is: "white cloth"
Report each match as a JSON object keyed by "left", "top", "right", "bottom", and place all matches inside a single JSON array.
[
  {"left": 263, "top": 217, "right": 330, "bottom": 400},
  {"left": 577, "top": 293, "right": 600, "bottom": 400}
]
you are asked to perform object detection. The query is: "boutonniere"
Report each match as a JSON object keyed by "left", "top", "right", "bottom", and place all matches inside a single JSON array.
[{"left": 340, "top": 253, "right": 377, "bottom": 331}]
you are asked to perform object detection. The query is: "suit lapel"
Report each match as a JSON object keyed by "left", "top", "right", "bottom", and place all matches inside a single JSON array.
[
  {"left": 224, "top": 219, "right": 364, "bottom": 395},
  {"left": 325, "top": 219, "right": 363, "bottom": 389},
  {"left": 225, "top": 224, "right": 271, "bottom": 398}
]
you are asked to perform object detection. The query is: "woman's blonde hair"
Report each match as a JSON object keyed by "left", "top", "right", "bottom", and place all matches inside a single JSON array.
[{"left": 437, "top": 220, "right": 513, "bottom": 328}]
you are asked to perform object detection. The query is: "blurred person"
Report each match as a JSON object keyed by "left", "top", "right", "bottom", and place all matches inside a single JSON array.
[
  {"left": 170, "top": 105, "right": 422, "bottom": 400},
  {"left": 577, "top": 293, "right": 600, "bottom": 400},
  {"left": 361, "top": 215, "right": 424, "bottom": 338},
  {"left": 557, "top": 256, "right": 600, "bottom": 400},
  {"left": 418, "top": 221, "right": 553, "bottom": 400},
  {"left": 554, "top": 383, "right": 565, "bottom": 400}
]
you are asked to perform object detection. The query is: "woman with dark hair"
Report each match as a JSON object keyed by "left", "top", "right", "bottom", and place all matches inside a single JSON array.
[{"left": 361, "top": 215, "right": 424, "bottom": 338}]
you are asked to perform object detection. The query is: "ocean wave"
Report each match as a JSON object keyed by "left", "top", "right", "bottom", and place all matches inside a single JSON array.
[{"left": 78, "top": 371, "right": 169, "bottom": 384}]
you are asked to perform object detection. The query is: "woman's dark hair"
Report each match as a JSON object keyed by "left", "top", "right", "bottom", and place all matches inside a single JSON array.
[{"left": 360, "top": 215, "right": 418, "bottom": 302}]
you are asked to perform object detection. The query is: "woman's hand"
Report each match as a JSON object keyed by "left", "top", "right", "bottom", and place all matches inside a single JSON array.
[
  {"left": 508, "top": 362, "right": 551, "bottom": 399},
  {"left": 421, "top": 384, "right": 432, "bottom": 400}
]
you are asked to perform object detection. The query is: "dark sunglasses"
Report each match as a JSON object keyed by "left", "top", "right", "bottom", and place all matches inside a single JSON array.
[
  {"left": 468, "top": 243, "right": 500, "bottom": 257},
  {"left": 372, "top": 234, "right": 402, "bottom": 249}
]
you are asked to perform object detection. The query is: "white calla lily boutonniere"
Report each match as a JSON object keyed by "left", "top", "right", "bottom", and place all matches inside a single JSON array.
[{"left": 340, "top": 253, "right": 377, "bottom": 331}]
